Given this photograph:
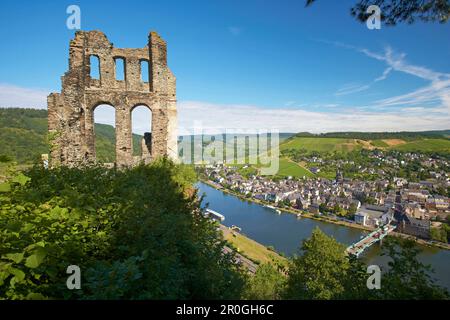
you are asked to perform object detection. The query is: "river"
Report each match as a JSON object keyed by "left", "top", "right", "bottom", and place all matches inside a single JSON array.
[{"left": 196, "top": 182, "right": 450, "bottom": 290}]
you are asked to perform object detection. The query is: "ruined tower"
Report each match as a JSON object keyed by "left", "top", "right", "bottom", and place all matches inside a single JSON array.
[{"left": 48, "top": 30, "right": 178, "bottom": 167}]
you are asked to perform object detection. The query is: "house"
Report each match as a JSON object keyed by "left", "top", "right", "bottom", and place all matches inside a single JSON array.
[
  {"left": 296, "top": 197, "right": 310, "bottom": 210},
  {"left": 286, "top": 193, "right": 302, "bottom": 206},
  {"left": 354, "top": 212, "right": 368, "bottom": 226},
  {"left": 355, "top": 205, "right": 389, "bottom": 227},
  {"left": 405, "top": 202, "right": 428, "bottom": 219},
  {"left": 310, "top": 167, "right": 320, "bottom": 174},
  {"left": 309, "top": 203, "right": 320, "bottom": 214},
  {"left": 397, "top": 214, "right": 431, "bottom": 239}
]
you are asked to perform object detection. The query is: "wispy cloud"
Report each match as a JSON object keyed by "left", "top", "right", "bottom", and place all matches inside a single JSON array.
[
  {"left": 335, "top": 65, "right": 392, "bottom": 96},
  {"left": 374, "top": 67, "right": 392, "bottom": 82},
  {"left": 0, "top": 83, "right": 49, "bottom": 108},
  {"left": 2, "top": 41, "right": 449, "bottom": 135},
  {"left": 1, "top": 83, "right": 448, "bottom": 134},
  {"left": 177, "top": 100, "right": 450, "bottom": 135},
  {"left": 335, "top": 83, "right": 370, "bottom": 96},
  {"left": 324, "top": 40, "right": 450, "bottom": 114}
]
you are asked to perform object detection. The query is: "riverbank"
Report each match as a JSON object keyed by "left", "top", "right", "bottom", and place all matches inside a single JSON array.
[
  {"left": 220, "top": 225, "right": 288, "bottom": 268},
  {"left": 199, "top": 178, "right": 450, "bottom": 251}
]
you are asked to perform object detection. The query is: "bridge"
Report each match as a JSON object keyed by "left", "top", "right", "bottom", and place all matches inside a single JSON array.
[{"left": 346, "top": 224, "right": 396, "bottom": 257}]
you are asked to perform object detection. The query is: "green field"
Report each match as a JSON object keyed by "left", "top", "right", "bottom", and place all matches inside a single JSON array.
[
  {"left": 276, "top": 158, "right": 314, "bottom": 178},
  {"left": 390, "top": 139, "right": 450, "bottom": 153},
  {"left": 280, "top": 136, "right": 450, "bottom": 155},
  {"left": 281, "top": 137, "right": 363, "bottom": 153},
  {"left": 370, "top": 139, "right": 389, "bottom": 148}
]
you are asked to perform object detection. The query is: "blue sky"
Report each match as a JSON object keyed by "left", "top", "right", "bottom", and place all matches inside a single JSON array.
[{"left": 0, "top": 0, "right": 449, "bottom": 133}]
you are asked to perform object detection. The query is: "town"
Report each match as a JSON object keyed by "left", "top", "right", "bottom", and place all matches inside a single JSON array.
[{"left": 198, "top": 150, "right": 450, "bottom": 245}]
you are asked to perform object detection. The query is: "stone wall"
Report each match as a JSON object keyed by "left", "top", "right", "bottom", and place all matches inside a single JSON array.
[{"left": 48, "top": 30, "right": 178, "bottom": 167}]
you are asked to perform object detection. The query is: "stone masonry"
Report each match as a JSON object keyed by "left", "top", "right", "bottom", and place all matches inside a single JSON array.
[{"left": 48, "top": 30, "right": 178, "bottom": 167}]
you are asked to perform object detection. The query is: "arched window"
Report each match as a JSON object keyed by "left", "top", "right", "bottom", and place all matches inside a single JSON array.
[
  {"left": 140, "top": 60, "right": 149, "bottom": 82},
  {"left": 93, "top": 104, "right": 115, "bottom": 163},
  {"left": 90, "top": 55, "right": 100, "bottom": 79},
  {"left": 115, "top": 57, "right": 125, "bottom": 81},
  {"left": 131, "top": 105, "right": 152, "bottom": 158}
]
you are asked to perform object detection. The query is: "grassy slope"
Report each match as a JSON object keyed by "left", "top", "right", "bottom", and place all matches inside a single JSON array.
[
  {"left": 281, "top": 136, "right": 450, "bottom": 154},
  {"left": 222, "top": 226, "right": 287, "bottom": 266},
  {"left": 370, "top": 139, "right": 389, "bottom": 148},
  {"left": 277, "top": 158, "right": 314, "bottom": 178},
  {"left": 390, "top": 138, "right": 450, "bottom": 153},
  {"left": 1, "top": 108, "right": 449, "bottom": 164},
  {"left": 281, "top": 137, "right": 363, "bottom": 153},
  {"left": 210, "top": 134, "right": 450, "bottom": 178}
]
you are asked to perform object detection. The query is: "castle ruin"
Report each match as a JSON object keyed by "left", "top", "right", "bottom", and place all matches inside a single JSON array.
[{"left": 48, "top": 30, "right": 178, "bottom": 167}]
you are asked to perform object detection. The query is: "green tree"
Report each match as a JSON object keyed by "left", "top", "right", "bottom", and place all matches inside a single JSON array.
[
  {"left": 0, "top": 158, "right": 246, "bottom": 299},
  {"left": 348, "top": 203, "right": 358, "bottom": 215},
  {"left": 283, "top": 227, "right": 351, "bottom": 299},
  {"left": 332, "top": 204, "right": 341, "bottom": 214},
  {"left": 430, "top": 226, "right": 448, "bottom": 243},
  {"left": 0, "top": 155, "right": 13, "bottom": 163},
  {"left": 243, "top": 263, "right": 286, "bottom": 300},
  {"left": 341, "top": 255, "right": 373, "bottom": 300},
  {"left": 319, "top": 203, "right": 328, "bottom": 214},
  {"left": 377, "top": 238, "right": 449, "bottom": 299}
]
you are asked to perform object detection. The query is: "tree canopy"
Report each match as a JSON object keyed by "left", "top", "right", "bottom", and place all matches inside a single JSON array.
[
  {"left": 306, "top": 0, "right": 450, "bottom": 25},
  {"left": 0, "top": 159, "right": 246, "bottom": 299}
]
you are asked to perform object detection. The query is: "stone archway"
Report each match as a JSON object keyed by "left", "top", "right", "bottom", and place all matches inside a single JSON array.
[
  {"left": 131, "top": 104, "right": 153, "bottom": 164},
  {"left": 47, "top": 30, "right": 178, "bottom": 168}
]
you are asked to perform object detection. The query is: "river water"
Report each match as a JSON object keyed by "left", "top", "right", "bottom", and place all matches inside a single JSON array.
[{"left": 196, "top": 182, "right": 450, "bottom": 290}]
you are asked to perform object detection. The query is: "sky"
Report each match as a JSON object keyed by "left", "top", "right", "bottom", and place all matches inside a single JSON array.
[{"left": 0, "top": 0, "right": 449, "bottom": 134}]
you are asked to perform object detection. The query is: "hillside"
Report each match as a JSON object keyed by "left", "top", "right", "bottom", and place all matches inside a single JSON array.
[
  {"left": 0, "top": 108, "right": 143, "bottom": 163},
  {"left": 281, "top": 135, "right": 450, "bottom": 155},
  {"left": 294, "top": 130, "right": 450, "bottom": 141},
  {"left": 1, "top": 108, "right": 449, "bottom": 165},
  {"left": 281, "top": 137, "right": 364, "bottom": 153}
]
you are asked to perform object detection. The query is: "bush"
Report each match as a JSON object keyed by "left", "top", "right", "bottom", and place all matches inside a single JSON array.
[
  {"left": 0, "top": 158, "right": 246, "bottom": 299},
  {"left": 0, "top": 155, "right": 13, "bottom": 163}
]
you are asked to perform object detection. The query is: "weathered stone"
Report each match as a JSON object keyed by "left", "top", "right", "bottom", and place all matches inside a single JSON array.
[{"left": 48, "top": 30, "right": 178, "bottom": 167}]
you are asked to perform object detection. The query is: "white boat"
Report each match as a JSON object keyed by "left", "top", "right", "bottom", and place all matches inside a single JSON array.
[
  {"left": 265, "top": 205, "right": 276, "bottom": 210},
  {"left": 231, "top": 225, "right": 242, "bottom": 232},
  {"left": 276, "top": 209, "right": 281, "bottom": 214},
  {"left": 205, "top": 209, "right": 225, "bottom": 222}
]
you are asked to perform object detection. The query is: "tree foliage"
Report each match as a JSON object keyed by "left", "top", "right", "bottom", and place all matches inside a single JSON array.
[
  {"left": 0, "top": 108, "right": 143, "bottom": 164},
  {"left": 376, "top": 238, "right": 449, "bottom": 299},
  {"left": 281, "top": 227, "right": 448, "bottom": 300},
  {"left": 1, "top": 158, "right": 448, "bottom": 300},
  {"left": 243, "top": 263, "right": 286, "bottom": 300},
  {"left": 0, "top": 158, "right": 246, "bottom": 299},
  {"left": 284, "top": 227, "right": 352, "bottom": 299},
  {"left": 306, "top": 0, "right": 450, "bottom": 25}
]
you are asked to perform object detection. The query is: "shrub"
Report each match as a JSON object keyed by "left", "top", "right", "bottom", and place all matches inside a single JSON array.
[{"left": 0, "top": 158, "right": 246, "bottom": 299}]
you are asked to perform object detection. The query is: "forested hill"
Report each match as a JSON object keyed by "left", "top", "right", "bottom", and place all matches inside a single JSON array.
[
  {"left": 0, "top": 108, "right": 48, "bottom": 163},
  {"left": 0, "top": 108, "right": 142, "bottom": 163},
  {"left": 1, "top": 107, "right": 450, "bottom": 164},
  {"left": 291, "top": 130, "right": 450, "bottom": 141}
]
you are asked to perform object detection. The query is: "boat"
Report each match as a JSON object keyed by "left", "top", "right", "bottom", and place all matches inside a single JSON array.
[
  {"left": 265, "top": 205, "right": 276, "bottom": 210},
  {"left": 276, "top": 209, "right": 281, "bottom": 214},
  {"left": 296, "top": 213, "right": 302, "bottom": 218},
  {"left": 231, "top": 225, "right": 242, "bottom": 232},
  {"left": 204, "top": 209, "right": 225, "bottom": 222}
]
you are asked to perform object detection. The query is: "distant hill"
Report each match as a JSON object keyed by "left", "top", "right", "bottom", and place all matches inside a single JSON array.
[
  {"left": 281, "top": 134, "right": 450, "bottom": 155},
  {"left": 292, "top": 130, "right": 450, "bottom": 141},
  {"left": 1, "top": 108, "right": 449, "bottom": 164},
  {"left": 0, "top": 108, "right": 143, "bottom": 163}
]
